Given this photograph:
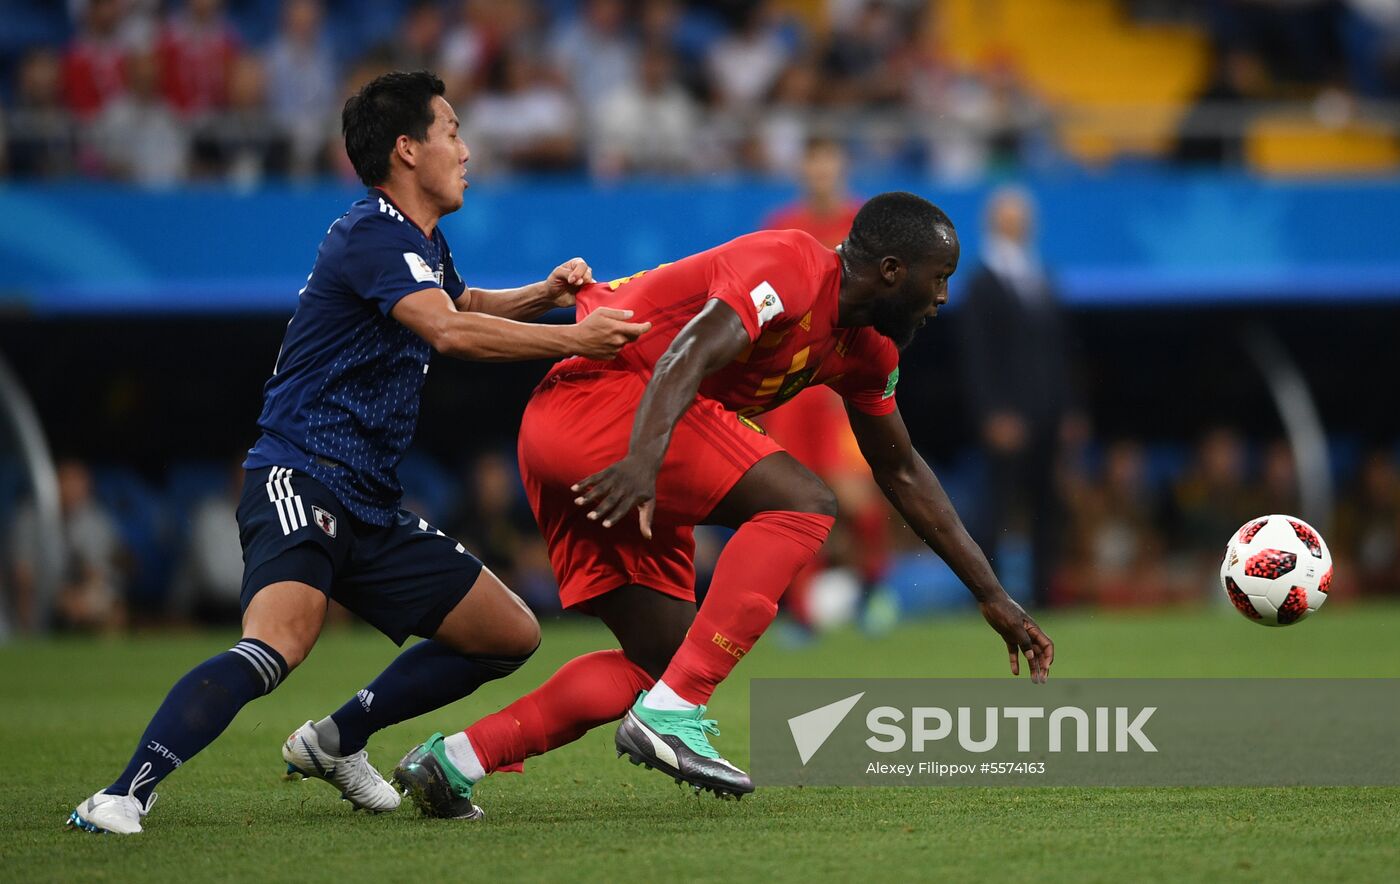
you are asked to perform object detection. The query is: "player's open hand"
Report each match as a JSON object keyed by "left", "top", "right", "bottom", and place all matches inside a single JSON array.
[
  {"left": 571, "top": 456, "right": 658, "bottom": 539},
  {"left": 573, "top": 307, "right": 650, "bottom": 360},
  {"left": 545, "top": 257, "right": 594, "bottom": 307},
  {"left": 979, "top": 594, "right": 1054, "bottom": 684}
]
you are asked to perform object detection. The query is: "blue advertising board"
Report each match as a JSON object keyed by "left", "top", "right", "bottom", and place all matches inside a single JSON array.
[{"left": 1, "top": 173, "right": 1397, "bottom": 314}]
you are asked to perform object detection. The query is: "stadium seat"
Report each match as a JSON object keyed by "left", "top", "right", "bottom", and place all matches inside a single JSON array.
[
  {"left": 1247, "top": 115, "right": 1400, "bottom": 176},
  {"left": 0, "top": 1, "right": 69, "bottom": 59},
  {"left": 92, "top": 467, "right": 172, "bottom": 613},
  {"left": 164, "top": 461, "right": 232, "bottom": 547},
  {"left": 935, "top": 0, "right": 1210, "bottom": 164},
  {"left": 396, "top": 450, "right": 457, "bottom": 526}
]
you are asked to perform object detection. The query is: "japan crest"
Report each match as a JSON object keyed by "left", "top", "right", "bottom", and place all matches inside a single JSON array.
[{"left": 312, "top": 506, "right": 337, "bottom": 538}]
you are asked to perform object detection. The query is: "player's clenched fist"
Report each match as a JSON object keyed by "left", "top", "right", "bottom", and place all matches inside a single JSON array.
[
  {"left": 545, "top": 256, "right": 594, "bottom": 307},
  {"left": 570, "top": 307, "right": 650, "bottom": 360}
]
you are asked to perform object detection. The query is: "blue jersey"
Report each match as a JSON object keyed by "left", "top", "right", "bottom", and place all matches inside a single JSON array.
[{"left": 245, "top": 189, "right": 465, "bottom": 525}]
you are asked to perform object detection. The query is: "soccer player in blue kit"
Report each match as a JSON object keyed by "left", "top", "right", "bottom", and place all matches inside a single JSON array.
[{"left": 68, "top": 71, "right": 649, "bottom": 835}]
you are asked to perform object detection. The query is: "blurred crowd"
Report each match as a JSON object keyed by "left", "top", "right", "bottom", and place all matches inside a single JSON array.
[
  {"left": 2, "top": 1, "right": 1399, "bottom": 636},
  {"left": 1170, "top": 0, "right": 1400, "bottom": 165},
  {"left": 1159, "top": 0, "right": 1400, "bottom": 101},
  {"left": 2, "top": 126, "right": 1399, "bottom": 636},
  {"left": 5, "top": 429, "right": 1397, "bottom": 636},
  {"left": 4, "top": 0, "right": 1400, "bottom": 186},
  {"left": 1, "top": 450, "right": 563, "bottom": 633},
  {"left": 0, "top": 0, "right": 1045, "bottom": 185},
  {"left": 1056, "top": 430, "right": 1400, "bottom": 606}
]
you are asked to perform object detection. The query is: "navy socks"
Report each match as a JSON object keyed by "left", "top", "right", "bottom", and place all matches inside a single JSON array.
[
  {"left": 102, "top": 636, "right": 530, "bottom": 802},
  {"left": 323, "top": 640, "right": 533, "bottom": 756},
  {"left": 106, "top": 639, "right": 288, "bottom": 804}
]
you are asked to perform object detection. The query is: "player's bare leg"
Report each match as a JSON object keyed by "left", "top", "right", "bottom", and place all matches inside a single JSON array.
[
  {"left": 394, "top": 585, "right": 692, "bottom": 817},
  {"left": 70, "top": 581, "right": 325, "bottom": 834},
  {"left": 616, "top": 452, "right": 836, "bottom": 797},
  {"left": 430, "top": 567, "right": 542, "bottom": 656},
  {"left": 591, "top": 584, "right": 696, "bottom": 678},
  {"left": 241, "top": 580, "right": 329, "bottom": 668}
]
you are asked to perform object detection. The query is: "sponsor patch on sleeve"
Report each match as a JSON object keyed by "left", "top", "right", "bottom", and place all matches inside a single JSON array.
[
  {"left": 882, "top": 366, "right": 900, "bottom": 399},
  {"left": 403, "top": 252, "right": 438, "bottom": 284},
  {"left": 749, "top": 281, "right": 784, "bottom": 329}
]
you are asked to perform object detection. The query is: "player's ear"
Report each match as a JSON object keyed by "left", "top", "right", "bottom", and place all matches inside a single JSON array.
[
  {"left": 394, "top": 134, "right": 417, "bottom": 171},
  {"left": 879, "top": 255, "right": 904, "bottom": 287}
]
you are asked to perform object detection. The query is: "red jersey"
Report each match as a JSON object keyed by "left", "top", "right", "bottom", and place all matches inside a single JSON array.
[
  {"left": 62, "top": 37, "right": 128, "bottom": 118},
  {"left": 758, "top": 196, "right": 871, "bottom": 475},
  {"left": 565, "top": 229, "right": 900, "bottom": 419},
  {"left": 762, "top": 200, "right": 862, "bottom": 250},
  {"left": 759, "top": 382, "right": 848, "bottom": 475},
  {"left": 157, "top": 18, "right": 241, "bottom": 114}
]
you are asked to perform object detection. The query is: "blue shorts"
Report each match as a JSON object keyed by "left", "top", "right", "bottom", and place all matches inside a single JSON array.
[{"left": 236, "top": 466, "right": 484, "bottom": 645}]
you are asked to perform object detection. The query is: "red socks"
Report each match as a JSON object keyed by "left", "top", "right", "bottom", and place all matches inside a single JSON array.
[
  {"left": 463, "top": 510, "right": 832, "bottom": 772},
  {"left": 661, "top": 510, "right": 833, "bottom": 705},
  {"left": 464, "top": 649, "right": 652, "bottom": 775},
  {"left": 852, "top": 499, "right": 891, "bottom": 585}
]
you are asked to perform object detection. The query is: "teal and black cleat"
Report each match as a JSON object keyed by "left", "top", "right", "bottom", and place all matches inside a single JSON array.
[
  {"left": 392, "top": 733, "right": 485, "bottom": 820},
  {"left": 615, "top": 692, "right": 753, "bottom": 800}
]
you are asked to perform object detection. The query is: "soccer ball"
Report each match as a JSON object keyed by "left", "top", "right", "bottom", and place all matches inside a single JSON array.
[{"left": 1220, "top": 514, "right": 1333, "bottom": 626}]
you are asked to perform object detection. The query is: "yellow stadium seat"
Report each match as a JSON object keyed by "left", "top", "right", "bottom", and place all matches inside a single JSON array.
[
  {"left": 933, "top": 0, "right": 1210, "bottom": 163},
  {"left": 1247, "top": 116, "right": 1400, "bottom": 176}
]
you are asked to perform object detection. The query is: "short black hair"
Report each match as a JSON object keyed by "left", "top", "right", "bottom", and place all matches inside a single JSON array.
[
  {"left": 844, "top": 191, "right": 956, "bottom": 266},
  {"left": 342, "top": 70, "right": 446, "bottom": 187}
]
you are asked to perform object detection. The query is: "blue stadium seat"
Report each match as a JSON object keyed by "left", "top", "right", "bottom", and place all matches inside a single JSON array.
[
  {"left": 226, "top": 0, "right": 285, "bottom": 47},
  {"left": 0, "top": 1, "right": 69, "bottom": 56},
  {"left": 1326, "top": 434, "right": 1361, "bottom": 484},
  {"left": 884, "top": 552, "right": 975, "bottom": 614},
  {"left": 164, "top": 460, "right": 233, "bottom": 546},
  {"left": 1144, "top": 443, "right": 1191, "bottom": 493},
  {"left": 0, "top": 457, "right": 28, "bottom": 570},
  {"left": 92, "top": 466, "right": 171, "bottom": 612},
  {"left": 397, "top": 449, "right": 457, "bottom": 526}
]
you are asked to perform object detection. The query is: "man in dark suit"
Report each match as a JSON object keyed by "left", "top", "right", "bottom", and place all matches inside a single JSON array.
[{"left": 959, "top": 187, "right": 1084, "bottom": 607}]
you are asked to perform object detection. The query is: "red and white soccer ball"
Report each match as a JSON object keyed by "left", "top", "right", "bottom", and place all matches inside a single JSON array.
[{"left": 1220, "top": 514, "right": 1333, "bottom": 626}]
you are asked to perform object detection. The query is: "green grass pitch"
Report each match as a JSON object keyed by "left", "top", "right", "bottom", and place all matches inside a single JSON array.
[{"left": 4, "top": 602, "right": 1399, "bottom": 882}]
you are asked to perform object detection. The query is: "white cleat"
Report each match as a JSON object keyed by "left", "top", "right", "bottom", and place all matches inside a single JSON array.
[
  {"left": 68, "top": 790, "right": 156, "bottom": 835},
  {"left": 282, "top": 721, "right": 401, "bottom": 812}
]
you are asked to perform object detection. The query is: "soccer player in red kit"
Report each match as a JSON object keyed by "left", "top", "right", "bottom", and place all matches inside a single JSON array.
[
  {"left": 762, "top": 137, "right": 862, "bottom": 247},
  {"left": 392, "top": 192, "right": 1054, "bottom": 814},
  {"left": 762, "top": 136, "right": 894, "bottom": 628}
]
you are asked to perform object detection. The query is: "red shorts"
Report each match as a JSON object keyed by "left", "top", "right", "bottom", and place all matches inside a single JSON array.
[{"left": 518, "top": 364, "right": 784, "bottom": 610}]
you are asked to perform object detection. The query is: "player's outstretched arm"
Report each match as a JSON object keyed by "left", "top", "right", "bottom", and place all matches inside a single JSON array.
[
  {"left": 572, "top": 300, "right": 752, "bottom": 538},
  {"left": 392, "top": 287, "right": 649, "bottom": 362},
  {"left": 846, "top": 403, "right": 1054, "bottom": 683},
  {"left": 458, "top": 257, "right": 594, "bottom": 320}
]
